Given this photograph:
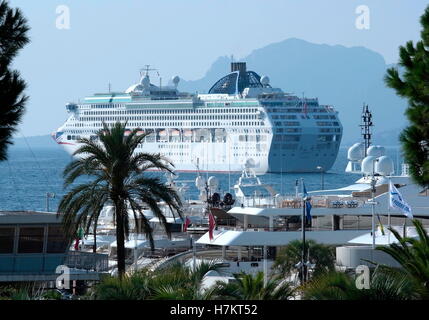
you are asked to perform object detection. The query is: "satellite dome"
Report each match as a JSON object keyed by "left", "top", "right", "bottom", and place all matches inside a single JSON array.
[
  {"left": 347, "top": 142, "right": 365, "bottom": 161},
  {"left": 195, "top": 176, "right": 206, "bottom": 189},
  {"left": 172, "top": 75, "right": 180, "bottom": 86},
  {"left": 361, "top": 156, "right": 377, "bottom": 174},
  {"left": 260, "top": 75, "right": 270, "bottom": 86},
  {"left": 141, "top": 75, "right": 150, "bottom": 87},
  {"left": 367, "top": 145, "right": 385, "bottom": 157},
  {"left": 125, "top": 83, "right": 143, "bottom": 93},
  {"left": 207, "top": 176, "right": 219, "bottom": 190},
  {"left": 375, "top": 156, "right": 394, "bottom": 176}
]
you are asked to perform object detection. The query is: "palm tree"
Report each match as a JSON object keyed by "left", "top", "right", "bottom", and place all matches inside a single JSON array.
[
  {"left": 376, "top": 219, "right": 429, "bottom": 299},
  {"left": 273, "top": 240, "right": 336, "bottom": 280},
  {"left": 384, "top": 5, "right": 429, "bottom": 187},
  {"left": 209, "top": 272, "right": 295, "bottom": 300},
  {"left": 58, "top": 122, "right": 183, "bottom": 278},
  {"left": 301, "top": 269, "right": 414, "bottom": 300},
  {"left": 0, "top": 0, "right": 30, "bottom": 161},
  {"left": 92, "top": 261, "right": 219, "bottom": 300},
  {"left": 149, "top": 262, "right": 219, "bottom": 300}
]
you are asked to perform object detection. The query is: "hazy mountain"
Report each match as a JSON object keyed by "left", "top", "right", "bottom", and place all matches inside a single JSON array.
[{"left": 180, "top": 38, "right": 408, "bottom": 143}]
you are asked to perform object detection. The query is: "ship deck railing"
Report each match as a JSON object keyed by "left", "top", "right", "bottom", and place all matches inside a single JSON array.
[
  {"left": 0, "top": 251, "right": 109, "bottom": 275},
  {"left": 279, "top": 196, "right": 366, "bottom": 209}
]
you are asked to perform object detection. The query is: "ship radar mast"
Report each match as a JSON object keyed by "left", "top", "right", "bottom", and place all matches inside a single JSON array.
[
  {"left": 360, "top": 104, "right": 373, "bottom": 157},
  {"left": 140, "top": 65, "right": 158, "bottom": 77}
]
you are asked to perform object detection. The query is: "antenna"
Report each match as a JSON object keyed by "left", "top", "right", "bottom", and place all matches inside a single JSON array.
[
  {"left": 140, "top": 65, "right": 158, "bottom": 77},
  {"left": 108, "top": 82, "right": 111, "bottom": 93},
  {"left": 360, "top": 104, "right": 373, "bottom": 157}
]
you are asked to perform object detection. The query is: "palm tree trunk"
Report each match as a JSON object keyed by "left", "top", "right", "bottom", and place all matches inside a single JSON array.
[
  {"left": 93, "top": 224, "right": 97, "bottom": 253},
  {"left": 115, "top": 200, "right": 126, "bottom": 279}
]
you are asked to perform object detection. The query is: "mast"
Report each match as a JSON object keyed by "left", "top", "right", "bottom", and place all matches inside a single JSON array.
[
  {"left": 360, "top": 104, "right": 373, "bottom": 157},
  {"left": 301, "top": 178, "right": 307, "bottom": 284}
]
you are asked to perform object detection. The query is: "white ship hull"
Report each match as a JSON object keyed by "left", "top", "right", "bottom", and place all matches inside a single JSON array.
[{"left": 54, "top": 62, "right": 342, "bottom": 173}]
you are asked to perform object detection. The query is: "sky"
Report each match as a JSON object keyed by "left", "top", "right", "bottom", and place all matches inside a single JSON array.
[{"left": 7, "top": 0, "right": 428, "bottom": 137}]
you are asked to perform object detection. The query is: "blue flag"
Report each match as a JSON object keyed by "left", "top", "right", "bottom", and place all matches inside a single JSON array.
[{"left": 303, "top": 182, "right": 312, "bottom": 221}]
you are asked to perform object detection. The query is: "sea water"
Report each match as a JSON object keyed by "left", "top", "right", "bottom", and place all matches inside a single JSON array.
[{"left": 0, "top": 145, "right": 403, "bottom": 212}]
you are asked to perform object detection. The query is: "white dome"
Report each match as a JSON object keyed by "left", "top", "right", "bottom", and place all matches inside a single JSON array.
[
  {"left": 260, "top": 75, "right": 270, "bottom": 86},
  {"left": 207, "top": 176, "right": 219, "bottom": 190},
  {"left": 361, "top": 156, "right": 377, "bottom": 174},
  {"left": 125, "top": 83, "right": 143, "bottom": 93},
  {"left": 347, "top": 142, "right": 365, "bottom": 161},
  {"left": 195, "top": 176, "right": 206, "bottom": 189},
  {"left": 141, "top": 75, "right": 150, "bottom": 87},
  {"left": 367, "top": 145, "right": 385, "bottom": 157},
  {"left": 375, "top": 156, "right": 394, "bottom": 176},
  {"left": 172, "top": 75, "right": 180, "bottom": 86}
]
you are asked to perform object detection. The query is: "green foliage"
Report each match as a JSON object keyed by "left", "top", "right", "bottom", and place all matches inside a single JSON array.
[
  {"left": 0, "top": 284, "right": 59, "bottom": 300},
  {"left": 42, "top": 290, "right": 62, "bottom": 300},
  {"left": 302, "top": 219, "right": 429, "bottom": 300},
  {"left": 301, "top": 269, "right": 413, "bottom": 300},
  {"left": 209, "top": 272, "right": 295, "bottom": 300},
  {"left": 0, "top": 286, "right": 29, "bottom": 300},
  {"left": 385, "top": 5, "right": 429, "bottom": 186},
  {"left": 273, "top": 240, "right": 335, "bottom": 278},
  {"left": 59, "top": 122, "right": 183, "bottom": 277},
  {"left": 376, "top": 219, "right": 429, "bottom": 299},
  {"left": 92, "top": 261, "right": 219, "bottom": 300},
  {"left": 0, "top": 0, "right": 30, "bottom": 161}
]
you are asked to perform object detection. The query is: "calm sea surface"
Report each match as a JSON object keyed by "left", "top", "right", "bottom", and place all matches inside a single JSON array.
[{"left": 0, "top": 145, "right": 403, "bottom": 212}]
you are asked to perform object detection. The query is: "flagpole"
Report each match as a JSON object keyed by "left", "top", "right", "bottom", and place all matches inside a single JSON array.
[
  {"left": 388, "top": 177, "right": 391, "bottom": 244},
  {"left": 301, "top": 178, "right": 306, "bottom": 284},
  {"left": 371, "top": 160, "right": 377, "bottom": 250}
]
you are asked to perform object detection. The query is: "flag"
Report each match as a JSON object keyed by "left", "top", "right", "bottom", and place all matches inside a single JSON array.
[
  {"left": 302, "top": 99, "right": 308, "bottom": 115},
  {"left": 305, "top": 201, "right": 312, "bottom": 221},
  {"left": 303, "top": 182, "right": 312, "bottom": 221},
  {"left": 183, "top": 216, "right": 191, "bottom": 232},
  {"left": 74, "top": 238, "right": 80, "bottom": 251},
  {"left": 208, "top": 212, "right": 216, "bottom": 241},
  {"left": 75, "top": 227, "right": 84, "bottom": 251},
  {"left": 389, "top": 181, "right": 413, "bottom": 219}
]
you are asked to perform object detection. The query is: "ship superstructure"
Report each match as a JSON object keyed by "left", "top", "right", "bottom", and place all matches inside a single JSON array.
[{"left": 54, "top": 62, "right": 342, "bottom": 173}]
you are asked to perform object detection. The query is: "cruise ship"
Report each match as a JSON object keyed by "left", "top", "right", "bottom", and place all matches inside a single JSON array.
[{"left": 53, "top": 62, "right": 342, "bottom": 173}]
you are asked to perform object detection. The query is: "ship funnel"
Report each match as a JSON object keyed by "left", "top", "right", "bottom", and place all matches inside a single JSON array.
[{"left": 231, "top": 62, "right": 246, "bottom": 73}]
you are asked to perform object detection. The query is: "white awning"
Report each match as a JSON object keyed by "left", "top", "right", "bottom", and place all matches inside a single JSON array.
[
  {"left": 149, "top": 217, "right": 183, "bottom": 224},
  {"left": 196, "top": 229, "right": 368, "bottom": 246}
]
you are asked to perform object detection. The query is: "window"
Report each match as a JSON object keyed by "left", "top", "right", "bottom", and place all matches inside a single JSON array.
[
  {"left": 18, "top": 227, "right": 44, "bottom": 253},
  {"left": 47, "top": 226, "right": 69, "bottom": 253},
  {"left": 0, "top": 227, "right": 14, "bottom": 254}
]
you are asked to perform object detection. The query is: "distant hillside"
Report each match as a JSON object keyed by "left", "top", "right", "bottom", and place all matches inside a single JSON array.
[
  {"left": 342, "top": 128, "right": 403, "bottom": 147},
  {"left": 373, "top": 128, "right": 403, "bottom": 147},
  {"left": 180, "top": 38, "right": 408, "bottom": 143},
  {"left": 11, "top": 134, "right": 57, "bottom": 148}
]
